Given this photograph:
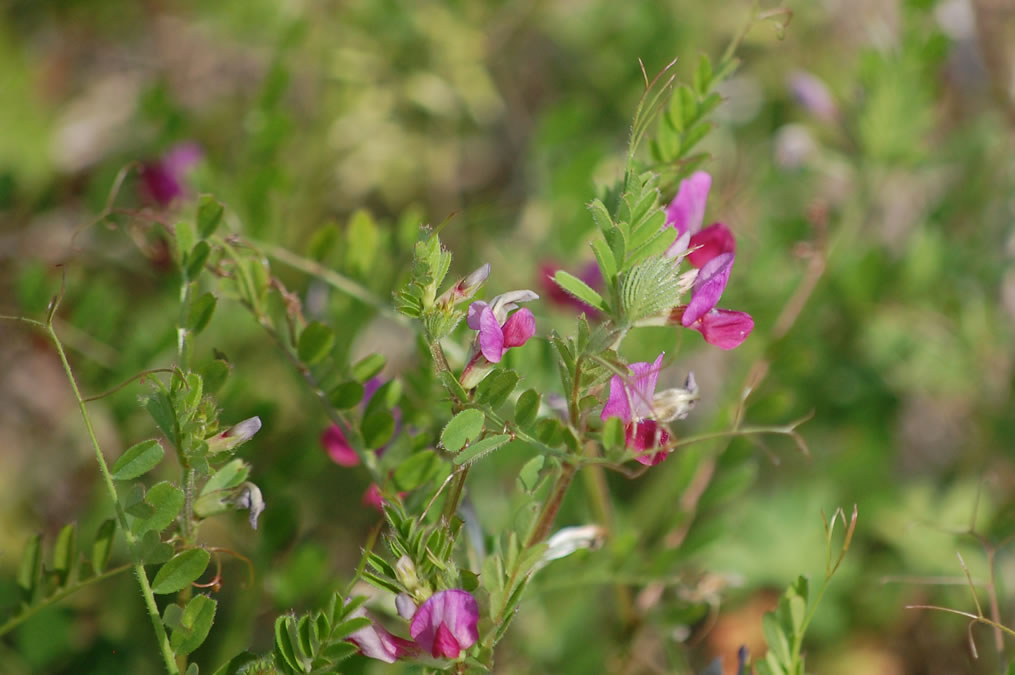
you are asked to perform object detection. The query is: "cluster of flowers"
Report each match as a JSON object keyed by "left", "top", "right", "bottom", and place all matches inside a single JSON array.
[
  {"left": 348, "top": 585, "right": 480, "bottom": 663},
  {"left": 601, "top": 171, "right": 753, "bottom": 466}
]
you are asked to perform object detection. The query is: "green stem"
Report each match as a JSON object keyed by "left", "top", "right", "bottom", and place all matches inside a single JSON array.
[
  {"left": 47, "top": 323, "right": 179, "bottom": 674},
  {"left": 0, "top": 563, "right": 132, "bottom": 638},
  {"left": 527, "top": 461, "right": 577, "bottom": 547}
]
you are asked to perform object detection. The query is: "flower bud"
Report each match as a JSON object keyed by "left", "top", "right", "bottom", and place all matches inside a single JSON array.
[
  {"left": 395, "top": 592, "right": 417, "bottom": 620},
  {"left": 230, "top": 481, "right": 266, "bottom": 529},
  {"left": 437, "top": 263, "right": 491, "bottom": 307},
  {"left": 206, "top": 416, "right": 262, "bottom": 454},
  {"left": 394, "top": 555, "right": 421, "bottom": 592}
]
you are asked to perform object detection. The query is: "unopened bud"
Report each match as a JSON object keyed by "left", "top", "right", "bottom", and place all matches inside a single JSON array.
[
  {"left": 207, "top": 416, "right": 262, "bottom": 454},
  {"left": 437, "top": 263, "right": 492, "bottom": 307},
  {"left": 394, "top": 555, "right": 420, "bottom": 592},
  {"left": 395, "top": 592, "right": 417, "bottom": 620},
  {"left": 536, "top": 524, "right": 607, "bottom": 572},
  {"left": 652, "top": 373, "right": 699, "bottom": 422}
]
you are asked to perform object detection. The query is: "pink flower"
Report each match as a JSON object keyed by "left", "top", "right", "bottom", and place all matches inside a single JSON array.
[
  {"left": 409, "top": 590, "right": 480, "bottom": 660},
  {"left": 141, "top": 142, "right": 202, "bottom": 206},
  {"left": 686, "top": 223, "right": 736, "bottom": 268},
  {"left": 682, "top": 253, "right": 735, "bottom": 326},
  {"left": 601, "top": 353, "right": 671, "bottom": 466},
  {"left": 671, "top": 306, "right": 754, "bottom": 350},
  {"left": 346, "top": 606, "right": 417, "bottom": 663},
  {"left": 467, "top": 302, "right": 536, "bottom": 363},
  {"left": 665, "top": 171, "right": 711, "bottom": 237},
  {"left": 321, "top": 424, "right": 358, "bottom": 466}
]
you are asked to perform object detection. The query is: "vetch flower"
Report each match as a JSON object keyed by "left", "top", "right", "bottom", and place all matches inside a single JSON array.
[
  {"left": 682, "top": 253, "right": 735, "bottom": 326},
  {"left": 207, "top": 416, "right": 262, "bottom": 454},
  {"left": 436, "top": 263, "right": 491, "bottom": 307},
  {"left": 346, "top": 606, "right": 417, "bottom": 664},
  {"left": 686, "top": 223, "right": 736, "bottom": 268},
  {"left": 321, "top": 423, "right": 358, "bottom": 467},
  {"left": 665, "top": 171, "right": 711, "bottom": 237},
  {"left": 601, "top": 353, "right": 672, "bottom": 466},
  {"left": 670, "top": 306, "right": 754, "bottom": 350},
  {"left": 788, "top": 70, "right": 838, "bottom": 122},
  {"left": 461, "top": 289, "right": 538, "bottom": 388},
  {"left": 409, "top": 589, "right": 480, "bottom": 660},
  {"left": 141, "top": 142, "right": 203, "bottom": 206}
]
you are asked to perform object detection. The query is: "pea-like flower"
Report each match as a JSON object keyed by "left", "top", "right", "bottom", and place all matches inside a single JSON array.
[
  {"left": 409, "top": 589, "right": 480, "bottom": 660},
  {"left": 664, "top": 171, "right": 735, "bottom": 267},
  {"left": 141, "top": 142, "right": 203, "bottom": 206},
  {"left": 461, "top": 289, "right": 538, "bottom": 388},
  {"left": 345, "top": 606, "right": 417, "bottom": 664},
  {"left": 601, "top": 354, "right": 671, "bottom": 466}
]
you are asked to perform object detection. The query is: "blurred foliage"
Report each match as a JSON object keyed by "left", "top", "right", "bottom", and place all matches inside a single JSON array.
[{"left": 2, "top": 0, "right": 1015, "bottom": 673}]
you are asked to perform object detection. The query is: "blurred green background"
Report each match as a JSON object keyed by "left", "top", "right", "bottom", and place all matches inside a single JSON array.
[{"left": 2, "top": 0, "right": 1015, "bottom": 673}]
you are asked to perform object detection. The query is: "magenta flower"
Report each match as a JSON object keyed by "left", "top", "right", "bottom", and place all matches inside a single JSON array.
[
  {"left": 409, "top": 590, "right": 480, "bottom": 660},
  {"left": 686, "top": 223, "right": 736, "bottom": 268},
  {"left": 601, "top": 353, "right": 671, "bottom": 466},
  {"left": 461, "top": 290, "right": 538, "bottom": 388},
  {"left": 346, "top": 606, "right": 417, "bottom": 664},
  {"left": 665, "top": 171, "right": 711, "bottom": 237},
  {"left": 141, "top": 142, "right": 202, "bottom": 206},
  {"left": 671, "top": 306, "right": 754, "bottom": 350},
  {"left": 321, "top": 424, "right": 358, "bottom": 467},
  {"left": 467, "top": 300, "right": 536, "bottom": 363},
  {"left": 682, "top": 253, "right": 735, "bottom": 326}
]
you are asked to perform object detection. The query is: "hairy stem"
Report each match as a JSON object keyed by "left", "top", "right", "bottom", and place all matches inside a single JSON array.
[
  {"left": 47, "top": 322, "right": 179, "bottom": 674},
  {"left": 527, "top": 461, "right": 577, "bottom": 547}
]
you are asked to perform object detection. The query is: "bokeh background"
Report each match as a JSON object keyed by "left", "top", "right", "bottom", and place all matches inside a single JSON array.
[{"left": 2, "top": 0, "right": 1015, "bottom": 673}]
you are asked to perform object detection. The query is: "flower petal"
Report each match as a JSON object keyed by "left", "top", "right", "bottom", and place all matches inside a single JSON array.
[
  {"left": 687, "top": 223, "right": 736, "bottom": 268},
  {"left": 410, "top": 590, "right": 479, "bottom": 659},
  {"left": 628, "top": 353, "right": 664, "bottom": 419},
  {"left": 478, "top": 305, "right": 506, "bottom": 362},
  {"left": 346, "top": 607, "right": 416, "bottom": 663},
  {"left": 665, "top": 171, "right": 711, "bottom": 236},
  {"left": 601, "top": 374, "right": 632, "bottom": 423},
  {"left": 682, "top": 252, "right": 734, "bottom": 326},
  {"left": 321, "top": 424, "right": 359, "bottom": 467},
  {"left": 627, "top": 420, "right": 671, "bottom": 465},
  {"left": 466, "top": 301, "right": 488, "bottom": 330},
  {"left": 692, "top": 308, "right": 755, "bottom": 350},
  {"left": 501, "top": 308, "right": 535, "bottom": 348}
]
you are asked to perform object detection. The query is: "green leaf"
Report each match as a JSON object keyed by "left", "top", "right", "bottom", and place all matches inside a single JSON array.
[
  {"left": 762, "top": 612, "right": 791, "bottom": 666},
  {"left": 92, "top": 519, "right": 116, "bottom": 573},
  {"left": 439, "top": 370, "right": 468, "bottom": 403},
  {"left": 352, "top": 353, "right": 386, "bottom": 382},
  {"left": 441, "top": 409, "right": 485, "bottom": 453},
  {"left": 112, "top": 439, "right": 165, "bottom": 481},
  {"left": 517, "top": 455, "right": 545, "bottom": 493},
  {"left": 187, "top": 292, "right": 217, "bottom": 335},
  {"left": 328, "top": 380, "right": 364, "bottom": 410},
  {"left": 152, "top": 549, "right": 211, "bottom": 595},
  {"left": 476, "top": 369, "right": 518, "bottom": 409},
  {"left": 197, "top": 194, "right": 225, "bottom": 239},
  {"left": 162, "top": 603, "right": 184, "bottom": 629},
  {"left": 274, "top": 616, "right": 302, "bottom": 673},
  {"left": 553, "top": 271, "right": 607, "bottom": 311},
  {"left": 694, "top": 52, "right": 713, "bottom": 94},
  {"left": 52, "top": 522, "right": 76, "bottom": 586},
  {"left": 201, "top": 358, "right": 230, "bottom": 395},
  {"left": 588, "top": 198, "right": 614, "bottom": 233},
  {"left": 590, "top": 239, "right": 617, "bottom": 284},
  {"left": 602, "top": 416, "right": 626, "bottom": 450},
  {"left": 185, "top": 664, "right": 199, "bottom": 675},
  {"left": 145, "top": 390, "right": 178, "bottom": 448},
  {"left": 455, "top": 434, "right": 512, "bottom": 465},
  {"left": 171, "top": 594, "right": 217, "bottom": 656},
  {"left": 603, "top": 226, "right": 626, "bottom": 267},
  {"left": 345, "top": 209, "right": 380, "bottom": 276},
  {"left": 185, "top": 241, "right": 211, "bottom": 279},
  {"left": 361, "top": 410, "right": 395, "bottom": 449},
  {"left": 297, "top": 322, "right": 335, "bottom": 365},
  {"left": 199, "top": 459, "right": 250, "bottom": 496},
  {"left": 133, "top": 481, "right": 185, "bottom": 535},
  {"left": 514, "top": 389, "right": 541, "bottom": 429},
  {"left": 175, "top": 221, "right": 196, "bottom": 260},
  {"left": 17, "top": 533, "right": 42, "bottom": 602},
  {"left": 393, "top": 450, "right": 443, "bottom": 491}
]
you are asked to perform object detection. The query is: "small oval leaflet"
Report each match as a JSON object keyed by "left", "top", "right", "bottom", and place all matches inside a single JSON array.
[
  {"left": 440, "top": 409, "right": 485, "bottom": 453},
  {"left": 111, "top": 439, "right": 164, "bottom": 481},
  {"left": 151, "top": 549, "right": 211, "bottom": 595}
]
